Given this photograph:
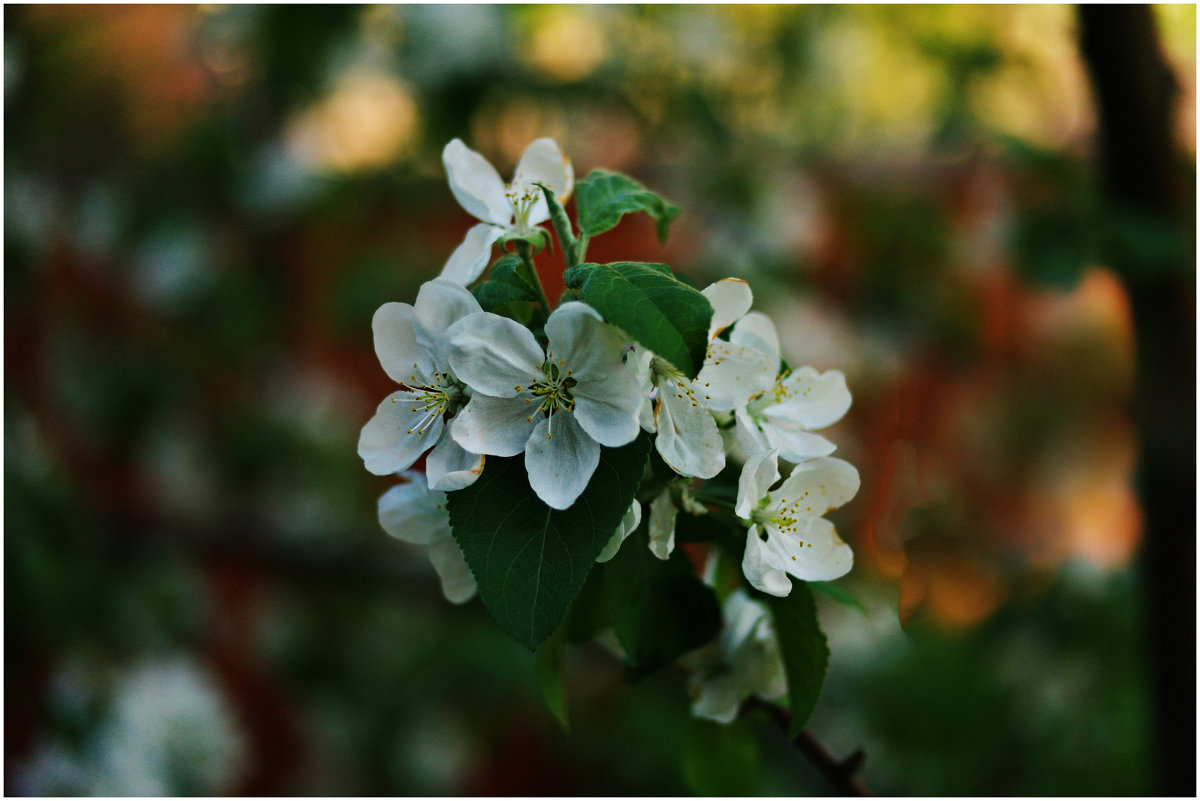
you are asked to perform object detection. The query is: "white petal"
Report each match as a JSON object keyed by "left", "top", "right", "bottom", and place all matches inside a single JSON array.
[
  {"left": 442, "top": 138, "right": 511, "bottom": 225},
  {"left": 358, "top": 392, "right": 443, "bottom": 475},
  {"left": 596, "top": 500, "right": 642, "bottom": 563},
  {"left": 514, "top": 137, "right": 574, "bottom": 198},
  {"left": 654, "top": 387, "right": 725, "bottom": 479},
  {"left": 425, "top": 432, "right": 485, "bottom": 491},
  {"left": 512, "top": 137, "right": 574, "bottom": 223},
  {"left": 373, "top": 302, "right": 433, "bottom": 385},
  {"left": 763, "top": 367, "right": 852, "bottom": 431},
  {"left": 525, "top": 412, "right": 600, "bottom": 510},
  {"left": 545, "top": 302, "right": 627, "bottom": 382},
  {"left": 446, "top": 311, "right": 544, "bottom": 397},
  {"left": 648, "top": 490, "right": 677, "bottom": 560},
  {"left": 694, "top": 341, "right": 775, "bottom": 411},
  {"left": 741, "top": 527, "right": 793, "bottom": 597},
  {"left": 735, "top": 448, "right": 780, "bottom": 519},
  {"left": 450, "top": 394, "right": 538, "bottom": 457},
  {"left": 771, "top": 456, "right": 860, "bottom": 516},
  {"left": 414, "top": 276, "right": 485, "bottom": 354},
  {"left": 438, "top": 223, "right": 503, "bottom": 287},
  {"left": 572, "top": 365, "right": 642, "bottom": 448},
  {"left": 426, "top": 537, "right": 478, "bottom": 604},
  {"left": 632, "top": 347, "right": 657, "bottom": 432},
  {"left": 730, "top": 311, "right": 781, "bottom": 371},
  {"left": 702, "top": 278, "right": 753, "bottom": 339},
  {"left": 377, "top": 474, "right": 450, "bottom": 545},
  {"left": 762, "top": 423, "right": 837, "bottom": 462},
  {"left": 691, "top": 673, "right": 742, "bottom": 724},
  {"left": 732, "top": 409, "right": 768, "bottom": 462},
  {"left": 777, "top": 517, "right": 853, "bottom": 582},
  {"left": 722, "top": 590, "right": 768, "bottom": 647},
  {"left": 737, "top": 634, "right": 787, "bottom": 702}
]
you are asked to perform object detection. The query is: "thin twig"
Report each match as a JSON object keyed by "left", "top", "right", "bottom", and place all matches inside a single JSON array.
[{"left": 745, "top": 698, "right": 873, "bottom": 796}]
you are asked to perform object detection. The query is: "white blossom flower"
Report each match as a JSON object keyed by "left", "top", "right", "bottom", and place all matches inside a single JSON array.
[
  {"left": 634, "top": 345, "right": 725, "bottom": 480},
  {"left": 736, "top": 448, "right": 858, "bottom": 596},
  {"left": 358, "top": 278, "right": 485, "bottom": 491},
  {"left": 684, "top": 590, "right": 787, "bottom": 724},
  {"left": 695, "top": 286, "right": 852, "bottom": 464},
  {"left": 630, "top": 277, "right": 757, "bottom": 479},
  {"left": 92, "top": 657, "right": 245, "bottom": 796},
  {"left": 379, "top": 471, "right": 476, "bottom": 603},
  {"left": 596, "top": 500, "right": 643, "bottom": 563},
  {"left": 440, "top": 137, "right": 574, "bottom": 285},
  {"left": 15, "top": 656, "right": 247, "bottom": 797},
  {"left": 446, "top": 301, "right": 642, "bottom": 510}
]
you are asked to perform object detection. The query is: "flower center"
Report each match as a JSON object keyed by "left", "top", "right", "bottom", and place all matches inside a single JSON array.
[
  {"left": 750, "top": 505, "right": 799, "bottom": 533},
  {"left": 505, "top": 181, "right": 541, "bottom": 233},
  {"left": 399, "top": 370, "right": 465, "bottom": 436},
  {"left": 749, "top": 492, "right": 816, "bottom": 548},
  {"left": 651, "top": 356, "right": 703, "bottom": 409},
  {"left": 529, "top": 360, "right": 577, "bottom": 438},
  {"left": 745, "top": 369, "right": 793, "bottom": 422}
]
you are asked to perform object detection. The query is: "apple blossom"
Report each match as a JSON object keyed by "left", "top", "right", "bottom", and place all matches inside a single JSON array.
[
  {"left": 683, "top": 590, "right": 787, "bottom": 724},
  {"left": 440, "top": 137, "right": 574, "bottom": 285},
  {"left": 357, "top": 278, "right": 486, "bottom": 491},
  {"left": 697, "top": 304, "right": 852, "bottom": 464},
  {"left": 736, "top": 448, "right": 858, "bottom": 596},
  {"left": 445, "top": 301, "right": 641, "bottom": 510}
]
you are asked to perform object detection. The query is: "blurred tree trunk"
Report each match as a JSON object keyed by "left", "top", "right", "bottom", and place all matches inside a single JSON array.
[{"left": 1078, "top": 6, "right": 1195, "bottom": 796}]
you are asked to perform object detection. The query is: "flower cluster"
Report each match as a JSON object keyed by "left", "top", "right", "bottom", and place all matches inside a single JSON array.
[{"left": 358, "top": 137, "right": 860, "bottom": 725}]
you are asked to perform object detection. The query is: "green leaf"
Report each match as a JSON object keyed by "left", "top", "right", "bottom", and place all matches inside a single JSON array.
[
  {"left": 764, "top": 579, "right": 829, "bottom": 736},
  {"left": 446, "top": 434, "right": 652, "bottom": 650},
  {"left": 563, "top": 261, "right": 713, "bottom": 377},
  {"left": 575, "top": 169, "right": 680, "bottom": 243},
  {"left": 535, "top": 623, "right": 569, "bottom": 730},
  {"left": 471, "top": 254, "right": 538, "bottom": 311},
  {"left": 681, "top": 717, "right": 761, "bottom": 796},
  {"left": 538, "top": 183, "right": 581, "bottom": 268},
  {"left": 810, "top": 580, "right": 867, "bottom": 614},
  {"left": 604, "top": 529, "right": 721, "bottom": 680}
]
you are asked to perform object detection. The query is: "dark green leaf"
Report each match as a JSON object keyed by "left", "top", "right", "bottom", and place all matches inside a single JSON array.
[
  {"left": 446, "top": 434, "right": 652, "bottom": 650},
  {"left": 563, "top": 261, "right": 713, "bottom": 377},
  {"left": 681, "top": 717, "right": 761, "bottom": 796},
  {"left": 604, "top": 529, "right": 721, "bottom": 680},
  {"left": 575, "top": 169, "right": 680, "bottom": 243},
  {"left": 471, "top": 254, "right": 538, "bottom": 311},
  {"left": 535, "top": 623, "right": 569, "bottom": 730},
  {"left": 764, "top": 579, "right": 829, "bottom": 736}
]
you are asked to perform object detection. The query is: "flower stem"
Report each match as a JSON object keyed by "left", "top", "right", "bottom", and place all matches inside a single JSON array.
[{"left": 515, "top": 240, "right": 552, "bottom": 315}]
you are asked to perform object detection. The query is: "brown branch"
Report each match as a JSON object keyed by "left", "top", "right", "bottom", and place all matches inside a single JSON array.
[{"left": 745, "top": 698, "right": 873, "bottom": 796}]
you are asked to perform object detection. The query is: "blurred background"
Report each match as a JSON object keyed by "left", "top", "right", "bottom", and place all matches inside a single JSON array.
[{"left": 5, "top": 4, "right": 1195, "bottom": 795}]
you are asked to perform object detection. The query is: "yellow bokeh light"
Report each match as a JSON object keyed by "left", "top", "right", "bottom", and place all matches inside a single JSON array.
[
  {"left": 286, "top": 69, "right": 420, "bottom": 174},
  {"left": 522, "top": 6, "right": 609, "bottom": 83}
]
